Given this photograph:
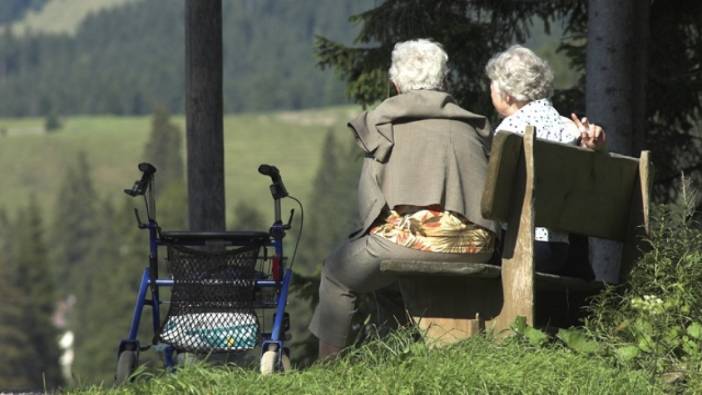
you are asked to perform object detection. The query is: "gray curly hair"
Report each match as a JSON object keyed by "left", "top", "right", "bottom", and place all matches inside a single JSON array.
[
  {"left": 485, "top": 45, "right": 554, "bottom": 103},
  {"left": 389, "top": 39, "right": 448, "bottom": 93}
]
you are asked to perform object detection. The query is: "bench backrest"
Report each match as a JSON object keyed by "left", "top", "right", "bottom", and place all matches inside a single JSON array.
[
  {"left": 477, "top": 126, "right": 650, "bottom": 331},
  {"left": 481, "top": 131, "right": 650, "bottom": 241}
]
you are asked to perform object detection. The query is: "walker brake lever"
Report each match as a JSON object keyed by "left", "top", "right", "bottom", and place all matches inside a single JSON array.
[
  {"left": 284, "top": 209, "right": 295, "bottom": 230},
  {"left": 134, "top": 208, "right": 147, "bottom": 229}
]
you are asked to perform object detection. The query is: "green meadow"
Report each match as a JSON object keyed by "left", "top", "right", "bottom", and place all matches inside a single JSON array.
[{"left": 0, "top": 106, "right": 359, "bottom": 225}]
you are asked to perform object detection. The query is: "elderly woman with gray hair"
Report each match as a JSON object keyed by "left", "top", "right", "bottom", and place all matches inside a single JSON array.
[
  {"left": 485, "top": 44, "right": 605, "bottom": 275},
  {"left": 309, "top": 39, "right": 499, "bottom": 358}
]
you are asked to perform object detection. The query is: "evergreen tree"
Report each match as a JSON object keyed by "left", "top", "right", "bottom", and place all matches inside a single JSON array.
[
  {"left": 142, "top": 106, "right": 187, "bottom": 230},
  {"left": 10, "top": 197, "right": 62, "bottom": 390},
  {"left": 155, "top": 181, "right": 188, "bottom": 231},
  {"left": 316, "top": 1, "right": 566, "bottom": 117},
  {"left": 142, "top": 106, "right": 184, "bottom": 191},
  {"left": 0, "top": 207, "right": 9, "bottom": 257},
  {"left": 0, "top": 254, "right": 34, "bottom": 391},
  {"left": 560, "top": 1, "right": 702, "bottom": 201},
  {"left": 51, "top": 152, "right": 99, "bottom": 299},
  {"left": 0, "top": 207, "right": 29, "bottom": 391},
  {"left": 69, "top": 198, "right": 118, "bottom": 383},
  {"left": 0, "top": 0, "right": 373, "bottom": 115},
  {"left": 44, "top": 111, "right": 62, "bottom": 132},
  {"left": 49, "top": 153, "right": 101, "bottom": 386},
  {"left": 70, "top": 198, "right": 150, "bottom": 384},
  {"left": 287, "top": 128, "right": 362, "bottom": 366},
  {"left": 0, "top": 0, "right": 47, "bottom": 24},
  {"left": 230, "top": 201, "right": 266, "bottom": 230},
  {"left": 294, "top": 130, "right": 358, "bottom": 280},
  {"left": 317, "top": 0, "right": 702, "bottom": 203}
]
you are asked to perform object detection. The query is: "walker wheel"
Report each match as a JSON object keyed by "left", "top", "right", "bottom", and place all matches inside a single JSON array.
[
  {"left": 260, "top": 344, "right": 291, "bottom": 375},
  {"left": 115, "top": 350, "right": 138, "bottom": 384}
]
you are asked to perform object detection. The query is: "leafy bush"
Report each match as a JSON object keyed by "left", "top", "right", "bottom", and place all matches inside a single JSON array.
[
  {"left": 585, "top": 177, "right": 702, "bottom": 385},
  {"left": 45, "top": 111, "right": 62, "bottom": 132}
]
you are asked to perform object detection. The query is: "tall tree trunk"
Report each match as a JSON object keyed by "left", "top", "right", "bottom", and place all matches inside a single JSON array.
[
  {"left": 185, "top": 0, "right": 225, "bottom": 231},
  {"left": 586, "top": 0, "right": 649, "bottom": 282},
  {"left": 631, "top": 1, "right": 649, "bottom": 154}
]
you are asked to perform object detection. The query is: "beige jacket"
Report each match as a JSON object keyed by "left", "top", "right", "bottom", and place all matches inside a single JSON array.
[{"left": 348, "top": 89, "right": 497, "bottom": 239}]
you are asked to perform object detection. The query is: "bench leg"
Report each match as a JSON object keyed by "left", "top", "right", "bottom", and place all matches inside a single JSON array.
[
  {"left": 399, "top": 277, "right": 501, "bottom": 347},
  {"left": 411, "top": 314, "right": 482, "bottom": 347},
  {"left": 489, "top": 126, "right": 536, "bottom": 335}
]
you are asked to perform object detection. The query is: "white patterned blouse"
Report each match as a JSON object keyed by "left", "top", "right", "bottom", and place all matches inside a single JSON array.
[{"left": 495, "top": 98, "right": 580, "bottom": 243}]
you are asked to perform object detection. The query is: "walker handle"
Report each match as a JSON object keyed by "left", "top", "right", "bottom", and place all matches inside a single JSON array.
[
  {"left": 258, "top": 164, "right": 288, "bottom": 199},
  {"left": 124, "top": 162, "right": 157, "bottom": 197}
]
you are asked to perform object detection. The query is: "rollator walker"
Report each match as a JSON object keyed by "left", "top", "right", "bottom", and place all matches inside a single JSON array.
[{"left": 116, "top": 162, "right": 300, "bottom": 382}]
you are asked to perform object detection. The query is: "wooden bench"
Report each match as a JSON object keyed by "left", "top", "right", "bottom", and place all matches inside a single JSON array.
[{"left": 380, "top": 126, "right": 651, "bottom": 345}]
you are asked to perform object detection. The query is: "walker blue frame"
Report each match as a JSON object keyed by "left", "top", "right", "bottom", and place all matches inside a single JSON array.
[{"left": 116, "top": 163, "right": 294, "bottom": 380}]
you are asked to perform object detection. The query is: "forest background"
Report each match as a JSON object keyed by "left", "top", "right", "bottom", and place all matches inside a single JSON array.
[{"left": 0, "top": 0, "right": 699, "bottom": 392}]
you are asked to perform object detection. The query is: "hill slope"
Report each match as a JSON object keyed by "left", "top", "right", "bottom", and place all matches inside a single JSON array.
[
  {"left": 0, "top": 0, "right": 374, "bottom": 116},
  {"left": 0, "top": 0, "right": 47, "bottom": 24},
  {"left": 0, "top": 106, "right": 358, "bottom": 224},
  {"left": 8, "top": 0, "right": 135, "bottom": 36}
]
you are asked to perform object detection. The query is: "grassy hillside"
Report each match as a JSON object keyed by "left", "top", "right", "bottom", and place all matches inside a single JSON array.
[
  {"left": 70, "top": 332, "right": 666, "bottom": 394},
  {"left": 0, "top": 0, "right": 372, "bottom": 116},
  {"left": 8, "top": 0, "right": 136, "bottom": 36},
  {"left": 0, "top": 106, "right": 358, "bottom": 226}
]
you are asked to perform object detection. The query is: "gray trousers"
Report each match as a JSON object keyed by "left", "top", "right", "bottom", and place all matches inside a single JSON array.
[{"left": 309, "top": 234, "right": 478, "bottom": 348}]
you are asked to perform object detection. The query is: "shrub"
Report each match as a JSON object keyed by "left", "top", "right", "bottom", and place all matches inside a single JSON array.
[
  {"left": 586, "top": 176, "right": 702, "bottom": 384},
  {"left": 45, "top": 111, "right": 62, "bottom": 132}
]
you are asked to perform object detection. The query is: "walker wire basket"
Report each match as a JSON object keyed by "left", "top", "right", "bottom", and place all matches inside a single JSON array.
[{"left": 158, "top": 243, "right": 264, "bottom": 353}]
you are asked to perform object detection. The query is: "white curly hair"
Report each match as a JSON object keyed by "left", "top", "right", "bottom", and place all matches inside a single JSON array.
[
  {"left": 485, "top": 45, "right": 554, "bottom": 103},
  {"left": 388, "top": 39, "right": 448, "bottom": 93}
]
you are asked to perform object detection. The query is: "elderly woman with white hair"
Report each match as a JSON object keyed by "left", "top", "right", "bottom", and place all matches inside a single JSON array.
[
  {"left": 485, "top": 45, "right": 606, "bottom": 275},
  {"left": 309, "top": 39, "right": 499, "bottom": 358}
]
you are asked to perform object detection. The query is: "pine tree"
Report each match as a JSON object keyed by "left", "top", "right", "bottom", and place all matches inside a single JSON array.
[
  {"left": 0, "top": 207, "right": 32, "bottom": 391},
  {"left": 49, "top": 153, "right": 100, "bottom": 385},
  {"left": 142, "top": 105, "right": 187, "bottom": 230},
  {"left": 315, "top": 1, "right": 567, "bottom": 116},
  {"left": 0, "top": 254, "right": 34, "bottom": 391},
  {"left": 10, "top": 197, "right": 62, "bottom": 390},
  {"left": 70, "top": 198, "right": 150, "bottom": 383},
  {"left": 142, "top": 105, "right": 184, "bottom": 190},
  {"left": 287, "top": 128, "right": 362, "bottom": 366},
  {"left": 51, "top": 152, "right": 99, "bottom": 299},
  {"left": 69, "top": 198, "right": 117, "bottom": 382},
  {"left": 230, "top": 201, "right": 266, "bottom": 230},
  {"left": 317, "top": 0, "right": 702, "bottom": 204},
  {"left": 0, "top": 207, "right": 10, "bottom": 258},
  {"left": 66, "top": 123, "right": 188, "bottom": 382}
]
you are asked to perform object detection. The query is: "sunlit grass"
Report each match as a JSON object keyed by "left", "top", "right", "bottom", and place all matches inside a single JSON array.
[{"left": 69, "top": 331, "right": 663, "bottom": 395}]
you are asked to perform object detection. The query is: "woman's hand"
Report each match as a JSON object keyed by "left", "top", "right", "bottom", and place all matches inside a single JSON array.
[{"left": 571, "top": 113, "right": 606, "bottom": 150}]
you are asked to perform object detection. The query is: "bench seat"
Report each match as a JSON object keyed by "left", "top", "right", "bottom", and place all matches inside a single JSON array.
[
  {"left": 381, "top": 258, "right": 606, "bottom": 345},
  {"left": 380, "top": 259, "right": 604, "bottom": 292},
  {"left": 380, "top": 260, "right": 501, "bottom": 277}
]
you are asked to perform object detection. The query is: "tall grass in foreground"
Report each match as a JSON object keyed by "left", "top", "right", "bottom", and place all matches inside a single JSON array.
[
  {"left": 586, "top": 178, "right": 702, "bottom": 390},
  {"left": 72, "top": 330, "right": 661, "bottom": 395}
]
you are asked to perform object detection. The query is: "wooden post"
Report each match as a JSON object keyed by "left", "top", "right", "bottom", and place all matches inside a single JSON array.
[
  {"left": 620, "top": 151, "right": 651, "bottom": 279},
  {"left": 490, "top": 126, "right": 536, "bottom": 334},
  {"left": 185, "top": 0, "right": 225, "bottom": 231}
]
